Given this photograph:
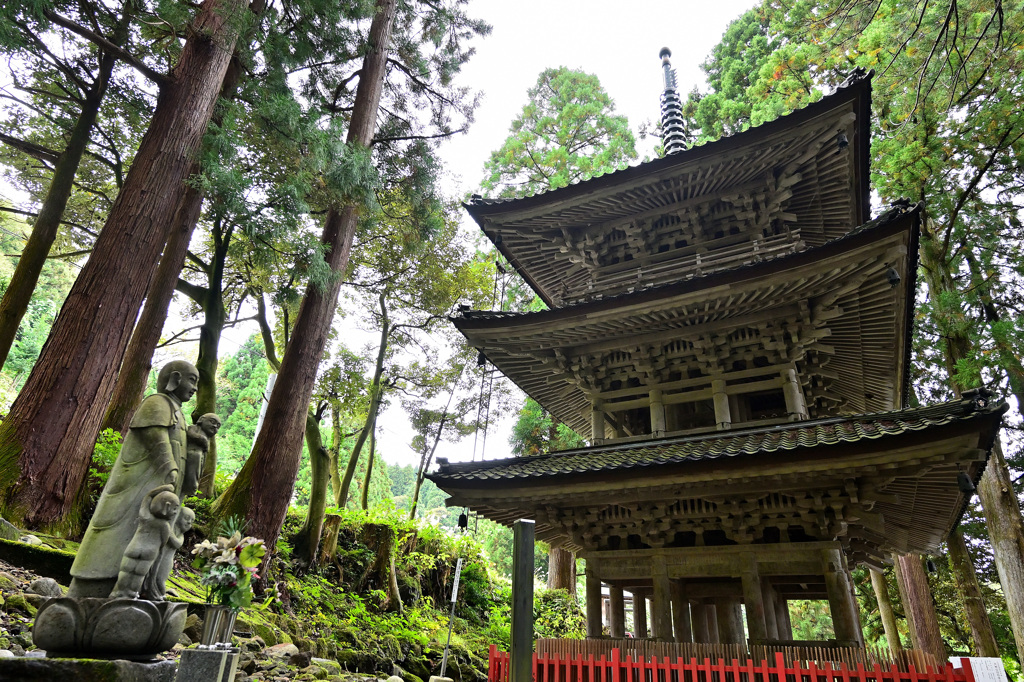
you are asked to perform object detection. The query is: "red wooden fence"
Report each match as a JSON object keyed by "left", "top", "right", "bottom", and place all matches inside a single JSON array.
[{"left": 486, "top": 646, "right": 977, "bottom": 682}]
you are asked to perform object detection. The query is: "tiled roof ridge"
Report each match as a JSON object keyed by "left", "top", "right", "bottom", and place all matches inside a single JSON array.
[
  {"left": 453, "top": 201, "right": 920, "bottom": 323},
  {"left": 433, "top": 389, "right": 1006, "bottom": 476},
  {"left": 466, "top": 69, "right": 873, "bottom": 208}
]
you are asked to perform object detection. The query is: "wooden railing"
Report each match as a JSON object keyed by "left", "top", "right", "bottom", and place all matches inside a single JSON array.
[{"left": 487, "top": 645, "right": 977, "bottom": 682}]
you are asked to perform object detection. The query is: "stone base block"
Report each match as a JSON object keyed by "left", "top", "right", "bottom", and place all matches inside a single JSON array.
[
  {"left": 0, "top": 656, "right": 176, "bottom": 681},
  {"left": 175, "top": 646, "right": 239, "bottom": 682}
]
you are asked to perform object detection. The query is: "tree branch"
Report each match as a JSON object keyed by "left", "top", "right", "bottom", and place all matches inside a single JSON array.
[{"left": 43, "top": 10, "right": 169, "bottom": 88}]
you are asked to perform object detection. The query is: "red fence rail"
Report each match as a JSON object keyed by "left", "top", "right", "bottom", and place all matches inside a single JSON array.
[{"left": 486, "top": 646, "right": 977, "bottom": 682}]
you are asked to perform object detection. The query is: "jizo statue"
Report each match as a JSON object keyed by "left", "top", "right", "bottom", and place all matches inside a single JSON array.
[{"left": 68, "top": 360, "right": 203, "bottom": 599}]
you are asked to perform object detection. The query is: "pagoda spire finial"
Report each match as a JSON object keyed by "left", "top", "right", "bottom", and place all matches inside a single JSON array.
[{"left": 659, "top": 48, "right": 686, "bottom": 155}]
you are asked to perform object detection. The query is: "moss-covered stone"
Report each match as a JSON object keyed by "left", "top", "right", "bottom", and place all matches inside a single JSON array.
[
  {"left": 0, "top": 571, "right": 21, "bottom": 591},
  {"left": 4, "top": 592, "right": 36, "bottom": 616},
  {"left": 0, "top": 657, "right": 176, "bottom": 681},
  {"left": 0, "top": 538, "right": 75, "bottom": 583}
]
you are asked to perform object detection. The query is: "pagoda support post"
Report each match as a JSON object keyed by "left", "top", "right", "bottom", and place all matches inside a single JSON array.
[
  {"left": 776, "top": 597, "right": 792, "bottom": 640},
  {"left": 823, "top": 548, "right": 863, "bottom": 644},
  {"left": 586, "top": 566, "right": 603, "bottom": 637},
  {"left": 761, "top": 580, "right": 779, "bottom": 640},
  {"left": 782, "top": 368, "right": 808, "bottom": 420},
  {"left": 691, "top": 602, "right": 710, "bottom": 642},
  {"left": 609, "top": 585, "right": 626, "bottom": 638},
  {"left": 634, "top": 589, "right": 648, "bottom": 638},
  {"left": 716, "top": 598, "right": 744, "bottom": 645},
  {"left": 649, "top": 389, "right": 666, "bottom": 437},
  {"left": 740, "top": 558, "right": 768, "bottom": 642},
  {"left": 705, "top": 604, "right": 720, "bottom": 643},
  {"left": 712, "top": 379, "right": 731, "bottom": 430},
  {"left": 670, "top": 580, "right": 692, "bottom": 642},
  {"left": 591, "top": 400, "right": 606, "bottom": 445},
  {"left": 652, "top": 560, "right": 673, "bottom": 640},
  {"left": 511, "top": 520, "right": 535, "bottom": 682}
]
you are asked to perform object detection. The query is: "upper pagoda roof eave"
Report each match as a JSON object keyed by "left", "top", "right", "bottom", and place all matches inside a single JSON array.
[{"left": 466, "top": 72, "right": 874, "bottom": 308}]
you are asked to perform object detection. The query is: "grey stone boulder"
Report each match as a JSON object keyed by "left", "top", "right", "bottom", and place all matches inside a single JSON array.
[{"left": 27, "top": 577, "right": 63, "bottom": 598}]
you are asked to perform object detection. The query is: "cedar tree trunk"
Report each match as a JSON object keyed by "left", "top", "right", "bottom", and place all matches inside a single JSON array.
[
  {"left": 947, "top": 530, "right": 1000, "bottom": 656},
  {"left": 548, "top": 547, "right": 575, "bottom": 594},
  {"left": 360, "top": 418, "right": 377, "bottom": 510},
  {"left": 329, "top": 405, "right": 342, "bottom": 504},
  {"left": 895, "top": 553, "right": 946, "bottom": 660},
  {"left": 101, "top": 180, "right": 204, "bottom": 436},
  {"left": 0, "top": 7, "right": 131, "bottom": 371},
  {"left": 212, "top": 0, "right": 397, "bottom": 554},
  {"left": 0, "top": 0, "right": 247, "bottom": 531}
]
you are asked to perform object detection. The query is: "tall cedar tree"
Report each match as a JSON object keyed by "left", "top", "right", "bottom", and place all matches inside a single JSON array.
[
  {"left": 212, "top": 0, "right": 398, "bottom": 553},
  {"left": 482, "top": 66, "right": 636, "bottom": 591},
  {"left": 0, "top": 0, "right": 251, "bottom": 530}
]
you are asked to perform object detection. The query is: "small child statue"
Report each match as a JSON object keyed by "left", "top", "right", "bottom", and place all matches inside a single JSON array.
[
  {"left": 109, "top": 485, "right": 179, "bottom": 599},
  {"left": 182, "top": 413, "right": 221, "bottom": 498},
  {"left": 142, "top": 505, "right": 195, "bottom": 601}
]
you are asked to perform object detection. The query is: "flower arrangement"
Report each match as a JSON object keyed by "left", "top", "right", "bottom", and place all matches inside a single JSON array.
[{"left": 191, "top": 531, "right": 266, "bottom": 611}]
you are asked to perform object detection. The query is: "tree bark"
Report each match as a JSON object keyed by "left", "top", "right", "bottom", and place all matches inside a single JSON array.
[
  {"left": 547, "top": 546, "right": 576, "bottom": 594},
  {"left": 895, "top": 553, "right": 946, "bottom": 660},
  {"left": 329, "top": 405, "right": 342, "bottom": 505},
  {"left": 0, "top": 8, "right": 128, "bottom": 371},
  {"left": 946, "top": 531, "right": 1000, "bottom": 656},
  {"left": 359, "top": 522, "right": 403, "bottom": 613},
  {"left": 213, "top": 0, "right": 397, "bottom": 553},
  {"left": 869, "top": 567, "right": 904, "bottom": 655},
  {"left": 294, "top": 408, "right": 329, "bottom": 567},
  {"left": 360, "top": 418, "right": 377, "bottom": 510},
  {"left": 100, "top": 180, "right": 204, "bottom": 437},
  {"left": 0, "top": 0, "right": 248, "bottom": 531}
]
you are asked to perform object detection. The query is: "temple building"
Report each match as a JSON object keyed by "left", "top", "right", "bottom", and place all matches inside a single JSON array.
[{"left": 428, "top": 60, "right": 1005, "bottom": 646}]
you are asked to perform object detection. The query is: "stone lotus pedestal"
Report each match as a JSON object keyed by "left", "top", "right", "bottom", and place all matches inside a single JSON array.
[{"left": 32, "top": 597, "right": 187, "bottom": 660}]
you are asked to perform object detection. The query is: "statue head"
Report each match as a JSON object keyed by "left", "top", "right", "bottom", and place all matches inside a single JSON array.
[
  {"left": 176, "top": 507, "right": 195, "bottom": 532},
  {"left": 150, "top": 490, "right": 180, "bottom": 520},
  {"left": 157, "top": 361, "right": 199, "bottom": 404},
  {"left": 196, "top": 413, "right": 221, "bottom": 437}
]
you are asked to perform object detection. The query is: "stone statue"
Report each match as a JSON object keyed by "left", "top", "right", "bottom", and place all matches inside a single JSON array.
[
  {"left": 109, "top": 486, "right": 180, "bottom": 599},
  {"left": 183, "top": 412, "right": 221, "bottom": 498},
  {"left": 68, "top": 360, "right": 199, "bottom": 598},
  {"left": 144, "top": 504, "right": 195, "bottom": 601}
]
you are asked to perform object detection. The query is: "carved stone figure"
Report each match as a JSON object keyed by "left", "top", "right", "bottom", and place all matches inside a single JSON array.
[
  {"left": 68, "top": 360, "right": 199, "bottom": 598},
  {"left": 110, "top": 485, "right": 180, "bottom": 599},
  {"left": 183, "top": 413, "right": 221, "bottom": 498},
  {"left": 145, "top": 504, "right": 195, "bottom": 601}
]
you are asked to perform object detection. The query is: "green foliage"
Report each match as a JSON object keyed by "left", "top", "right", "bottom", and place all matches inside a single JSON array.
[
  {"left": 481, "top": 67, "right": 637, "bottom": 198},
  {"left": 533, "top": 588, "right": 585, "bottom": 639},
  {"left": 509, "top": 398, "right": 585, "bottom": 456}
]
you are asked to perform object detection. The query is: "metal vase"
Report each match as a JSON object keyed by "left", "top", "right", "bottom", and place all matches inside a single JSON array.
[{"left": 200, "top": 604, "right": 237, "bottom": 645}]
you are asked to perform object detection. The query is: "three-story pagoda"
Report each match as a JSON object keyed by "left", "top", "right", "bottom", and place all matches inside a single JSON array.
[{"left": 428, "top": 60, "right": 1005, "bottom": 646}]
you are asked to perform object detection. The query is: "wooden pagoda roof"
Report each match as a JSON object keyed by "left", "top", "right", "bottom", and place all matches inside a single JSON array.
[
  {"left": 467, "top": 72, "right": 873, "bottom": 307},
  {"left": 453, "top": 205, "right": 921, "bottom": 438},
  {"left": 429, "top": 393, "right": 1006, "bottom": 565}
]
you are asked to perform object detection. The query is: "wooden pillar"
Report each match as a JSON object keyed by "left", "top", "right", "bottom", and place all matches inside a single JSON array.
[
  {"left": 609, "top": 585, "right": 626, "bottom": 638},
  {"left": 670, "top": 581, "right": 692, "bottom": 643},
  {"left": 633, "top": 589, "right": 648, "bottom": 638},
  {"left": 649, "top": 389, "right": 666, "bottom": 437},
  {"left": 761, "top": 580, "right": 779, "bottom": 640},
  {"left": 511, "top": 520, "right": 535, "bottom": 682},
  {"left": 822, "top": 549, "right": 863, "bottom": 644},
  {"left": 776, "top": 597, "right": 792, "bottom": 640},
  {"left": 716, "top": 598, "right": 744, "bottom": 645},
  {"left": 586, "top": 566, "right": 603, "bottom": 637},
  {"left": 869, "top": 567, "right": 904, "bottom": 654},
  {"left": 691, "top": 601, "right": 710, "bottom": 643},
  {"left": 781, "top": 367, "right": 807, "bottom": 420},
  {"left": 712, "top": 379, "right": 731, "bottom": 430},
  {"left": 591, "top": 400, "right": 605, "bottom": 445},
  {"left": 704, "top": 604, "right": 720, "bottom": 643},
  {"left": 741, "top": 558, "right": 768, "bottom": 642},
  {"left": 652, "top": 561, "right": 672, "bottom": 640}
]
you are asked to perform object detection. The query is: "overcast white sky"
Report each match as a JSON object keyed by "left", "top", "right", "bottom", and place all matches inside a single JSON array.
[{"left": 374, "top": 0, "right": 759, "bottom": 468}]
